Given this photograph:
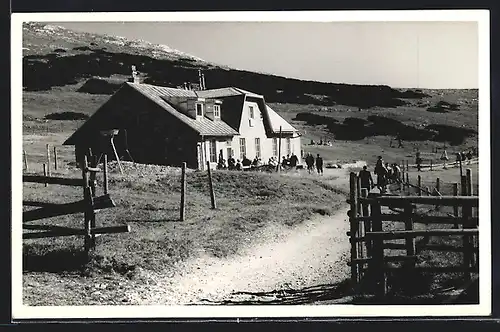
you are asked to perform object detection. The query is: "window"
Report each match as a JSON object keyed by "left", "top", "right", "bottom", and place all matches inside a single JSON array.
[
  {"left": 255, "top": 138, "right": 261, "bottom": 158},
  {"left": 196, "top": 103, "right": 204, "bottom": 117},
  {"left": 286, "top": 138, "right": 291, "bottom": 155},
  {"left": 214, "top": 105, "right": 221, "bottom": 118},
  {"left": 272, "top": 138, "right": 278, "bottom": 156},
  {"left": 239, "top": 138, "right": 246, "bottom": 160},
  {"left": 248, "top": 106, "right": 255, "bottom": 127},
  {"left": 209, "top": 140, "right": 217, "bottom": 162}
]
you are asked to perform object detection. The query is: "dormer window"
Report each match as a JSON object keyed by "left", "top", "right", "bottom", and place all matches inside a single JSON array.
[
  {"left": 196, "top": 103, "right": 204, "bottom": 117},
  {"left": 214, "top": 105, "right": 221, "bottom": 118}
]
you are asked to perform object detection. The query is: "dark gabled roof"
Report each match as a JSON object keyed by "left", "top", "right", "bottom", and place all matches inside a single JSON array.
[{"left": 127, "top": 83, "right": 239, "bottom": 137}]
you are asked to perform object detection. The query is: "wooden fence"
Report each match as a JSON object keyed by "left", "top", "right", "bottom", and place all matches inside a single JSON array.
[
  {"left": 23, "top": 154, "right": 130, "bottom": 254},
  {"left": 347, "top": 171, "right": 478, "bottom": 297}
]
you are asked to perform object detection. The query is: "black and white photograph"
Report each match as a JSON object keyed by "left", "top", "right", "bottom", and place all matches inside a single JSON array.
[{"left": 11, "top": 10, "right": 490, "bottom": 319}]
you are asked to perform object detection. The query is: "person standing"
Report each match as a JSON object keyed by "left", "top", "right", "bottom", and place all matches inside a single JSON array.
[
  {"left": 315, "top": 154, "right": 324, "bottom": 175},
  {"left": 306, "top": 153, "right": 315, "bottom": 174},
  {"left": 289, "top": 152, "right": 299, "bottom": 169},
  {"left": 358, "top": 166, "right": 374, "bottom": 193}
]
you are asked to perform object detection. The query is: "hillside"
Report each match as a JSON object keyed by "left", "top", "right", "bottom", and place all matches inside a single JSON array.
[{"left": 24, "top": 22, "right": 428, "bottom": 109}]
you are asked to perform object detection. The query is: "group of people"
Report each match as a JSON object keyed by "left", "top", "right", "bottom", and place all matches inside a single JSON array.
[
  {"left": 304, "top": 153, "right": 324, "bottom": 175},
  {"left": 358, "top": 156, "right": 402, "bottom": 194},
  {"left": 217, "top": 151, "right": 301, "bottom": 172},
  {"left": 455, "top": 149, "right": 476, "bottom": 165},
  {"left": 218, "top": 153, "right": 263, "bottom": 171}
]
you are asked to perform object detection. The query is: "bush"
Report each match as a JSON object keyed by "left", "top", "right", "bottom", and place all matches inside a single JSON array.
[{"left": 44, "top": 112, "right": 89, "bottom": 120}]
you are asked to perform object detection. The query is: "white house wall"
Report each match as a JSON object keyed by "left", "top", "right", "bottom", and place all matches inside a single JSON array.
[
  {"left": 234, "top": 100, "right": 302, "bottom": 164},
  {"left": 198, "top": 99, "right": 302, "bottom": 169}
]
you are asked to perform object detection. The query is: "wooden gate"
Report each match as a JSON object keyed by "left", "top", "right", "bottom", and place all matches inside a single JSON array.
[{"left": 347, "top": 172, "right": 479, "bottom": 297}]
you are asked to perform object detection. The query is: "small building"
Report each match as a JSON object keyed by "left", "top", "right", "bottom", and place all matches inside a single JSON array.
[{"left": 64, "top": 81, "right": 302, "bottom": 170}]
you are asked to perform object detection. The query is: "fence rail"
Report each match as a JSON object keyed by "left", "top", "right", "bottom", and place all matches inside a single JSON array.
[{"left": 23, "top": 153, "right": 130, "bottom": 254}]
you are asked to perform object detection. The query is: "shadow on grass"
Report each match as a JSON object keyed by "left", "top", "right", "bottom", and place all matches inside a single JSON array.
[
  {"left": 128, "top": 218, "right": 181, "bottom": 223},
  {"left": 23, "top": 224, "right": 78, "bottom": 232},
  {"left": 198, "top": 280, "right": 353, "bottom": 305},
  {"left": 23, "top": 248, "right": 89, "bottom": 273}
]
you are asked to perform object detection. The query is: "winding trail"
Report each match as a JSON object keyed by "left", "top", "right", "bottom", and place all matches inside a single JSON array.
[{"left": 126, "top": 164, "right": 363, "bottom": 305}]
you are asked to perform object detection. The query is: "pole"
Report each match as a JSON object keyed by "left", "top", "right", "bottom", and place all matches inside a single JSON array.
[
  {"left": 43, "top": 164, "right": 47, "bottom": 187},
  {"left": 103, "top": 154, "right": 109, "bottom": 195},
  {"left": 453, "top": 183, "right": 459, "bottom": 228},
  {"left": 180, "top": 162, "right": 186, "bottom": 221},
  {"left": 361, "top": 188, "right": 370, "bottom": 258},
  {"left": 459, "top": 158, "right": 463, "bottom": 178},
  {"left": 436, "top": 178, "right": 440, "bottom": 193},
  {"left": 53, "top": 146, "right": 58, "bottom": 171},
  {"left": 23, "top": 150, "right": 28, "bottom": 171},
  {"left": 110, "top": 135, "right": 123, "bottom": 174},
  {"left": 349, "top": 172, "right": 359, "bottom": 285},
  {"left": 207, "top": 161, "right": 217, "bottom": 209},
  {"left": 430, "top": 160, "right": 433, "bottom": 171},
  {"left": 277, "top": 126, "right": 282, "bottom": 173},
  {"left": 46, "top": 144, "right": 51, "bottom": 176},
  {"left": 417, "top": 175, "right": 422, "bottom": 196},
  {"left": 466, "top": 169, "right": 473, "bottom": 196}
]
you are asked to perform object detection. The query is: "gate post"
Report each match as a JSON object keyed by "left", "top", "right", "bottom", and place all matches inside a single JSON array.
[
  {"left": 371, "top": 200, "right": 386, "bottom": 297},
  {"left": 349, "top": 172, "right": 359, "bottom": 285}
]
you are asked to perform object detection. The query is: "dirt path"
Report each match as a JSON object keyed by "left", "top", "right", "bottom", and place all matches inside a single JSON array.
[{"left": 126, "top": 164, "right": 361, "bottom": 305}]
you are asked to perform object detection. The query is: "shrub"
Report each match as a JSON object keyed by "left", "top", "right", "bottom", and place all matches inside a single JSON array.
[{"left": 44, "top": 112, "right": 89, "bottom": 120}]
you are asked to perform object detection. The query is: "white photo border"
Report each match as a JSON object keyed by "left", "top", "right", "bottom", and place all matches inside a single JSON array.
[{"left": 11, "top": 10, "right": 491, "bottom": 320}]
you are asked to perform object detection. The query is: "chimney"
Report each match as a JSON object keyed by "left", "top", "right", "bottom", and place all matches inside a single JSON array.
[{"left": 130, "top": 64, "right": 144, "bottom": 84}]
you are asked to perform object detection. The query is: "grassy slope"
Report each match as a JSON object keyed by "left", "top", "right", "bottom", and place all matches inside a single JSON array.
[
  {"left": 23, "top": 163, "right": 345, "bottom": 305},
  {"left": 271, "top": 88, "right": 478, "bottom": 166}
]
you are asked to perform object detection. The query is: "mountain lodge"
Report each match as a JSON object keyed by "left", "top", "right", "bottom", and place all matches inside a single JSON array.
[{"left": 64, "top": 70, "right": 302, "bottom": 170}]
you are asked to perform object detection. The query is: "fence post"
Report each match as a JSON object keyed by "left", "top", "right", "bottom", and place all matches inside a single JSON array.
[
  {"left": 207, "top": 161, "right": 217, "bottom": 209},
  {"left": 361, "top": 188, "right": 371, "bottom": 259},
  {"left": 461, "top": 175, "right": 467, "bottom": 196},
  {"left": 103, "top": 154, "right": 109, "bottom": 195},
  {"left": 180, "top": 162, "right": 186, "bottom": 221},
  {"left": 466, "top": 169, "right": 473, "bottom": 196},
  {"left": 46, "top": 144, "right": 51, "bottom": 176},
  {"left": 406, "top": 160, "right": 409, "bottom": 173},
  {"left": 349, "top": 172, "right": 359, "bottom": 285},
  {"left": 43, "top": 163, "right": 47, "bottom": 187},
  {"left": 23, "top": 150, "right": 28, "bottom": 171},
  {"left": 401, "top": 160, "right": 405, "bottom": 188},
  {"left": 80, "top": 156, "right": 94, "bottom": 253},
  {"left": 453, "top": 183, "right": 459, "bottom": 228},
  {"left": 436, "top": 178, "right": 440, "bottom": 193},
  {"left": 404, "top": 204, "right": 416, "bottom": 268},
  {"left": 430, "top": 160, "right": 433, "bottom": 171},
  {"left": 89, "top": 155, "right": 97, "bottom": 197},
  {"left": 417, "top": 175, "right": 422, "bottom": 196},
  {"left": 53, "top": 146, "right": 58, "bottom": 171},
  {"left": 371, "top": 201, "right": 386, "bottom": 297},
  {"left": 425, "top": 187, "right": 430, "bottom": 196}
]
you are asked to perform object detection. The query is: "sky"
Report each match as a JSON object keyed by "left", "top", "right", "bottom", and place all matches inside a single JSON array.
[{"left": 56, "top": 21, "right": 479, "bottom": 89}]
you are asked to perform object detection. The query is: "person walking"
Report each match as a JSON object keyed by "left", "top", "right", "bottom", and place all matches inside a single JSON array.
[
  {"left": 358, "top": 166, "right": 374, "bottom": 193},
  {"left": 306, "top": 153, "right": 315, "bottom": 174},
  {"left": 315, "top": 154, "right": 324, "bottom": 175}
]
